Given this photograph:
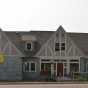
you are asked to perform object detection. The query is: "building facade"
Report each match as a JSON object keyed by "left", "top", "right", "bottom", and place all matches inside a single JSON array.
[{"left": 0, "top": 25, "right": 88, "bottom": 81}]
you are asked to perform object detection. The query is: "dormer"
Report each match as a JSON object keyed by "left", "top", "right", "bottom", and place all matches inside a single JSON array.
[{"left": 22, "top": 35, "right": 36, "bottom": 51}]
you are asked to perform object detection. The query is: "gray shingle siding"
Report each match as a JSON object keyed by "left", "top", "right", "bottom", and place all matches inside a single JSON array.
[
  {"left": 68, "top": 33, "right": 88, "bottom": 56},
  {"left": 0, "top": 56, "right": 22, "bottom": 80}
]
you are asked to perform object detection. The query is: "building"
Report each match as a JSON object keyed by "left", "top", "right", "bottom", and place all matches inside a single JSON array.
[{"left": 0, "top": 25, "right": 88, "bottom": 81}]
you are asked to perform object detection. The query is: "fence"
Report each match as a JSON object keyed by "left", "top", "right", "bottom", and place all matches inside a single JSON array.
[{"left": 73, "top": 72, "right": 88, "bottom": 80}]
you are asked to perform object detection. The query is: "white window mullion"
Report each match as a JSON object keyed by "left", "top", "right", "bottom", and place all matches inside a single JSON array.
[{"left": 23, "top": 62, "right": 26, "bottom": 72}]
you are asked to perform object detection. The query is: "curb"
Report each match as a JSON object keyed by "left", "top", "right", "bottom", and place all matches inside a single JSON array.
[{"left": 0, "top": 82, "right": 87, "bottom": 85}]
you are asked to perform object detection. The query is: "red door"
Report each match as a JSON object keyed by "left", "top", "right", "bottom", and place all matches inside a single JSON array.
[{"left": 57, "top": 63, "right": 63, "bottom": 77}]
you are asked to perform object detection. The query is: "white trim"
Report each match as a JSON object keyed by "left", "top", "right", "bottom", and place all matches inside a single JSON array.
[
  {"left": 59, "top": 30, "right": 61, "bottom": 57},
  {"left": 51, "top": 63, "right": 54, "bottom": 78},
  {"left": 86, "top": 63, "right": 88, "bottom": 72},
  {"left": 40, "top": 58, "right": 41, "bottom": 72},
  {"left": 38, "top": 56, "right": 81, "bottom": 60},
  {"left": 56, "top": 62, "right": 57, "bottom": 76},
  {"left": 63, "top": 63, "right": 67, "bottom": 76},
  {"left": 23, "top": 62, "right": 29, "bottom": 72},
  {"left": 65, "top": 33, "right": 67, "bottom": 56},
  {"left": 79, "top": 57, "right": 80, "bottom": 72},
  {"left": 63, "top": 63, "right": 64, "bottom": 78}
]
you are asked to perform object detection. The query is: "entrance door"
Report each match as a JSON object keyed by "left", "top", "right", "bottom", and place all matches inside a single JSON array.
[{"left": 57, "top": 63, "right": 63, "bottom": 77}]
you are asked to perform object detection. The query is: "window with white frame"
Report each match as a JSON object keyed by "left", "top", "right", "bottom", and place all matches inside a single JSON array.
[
  {"left": 24, "top": 62, "right": 36, "bottom": 72},
  {"left": 55, "top": 42, "right": 65, "bottom": 51}
]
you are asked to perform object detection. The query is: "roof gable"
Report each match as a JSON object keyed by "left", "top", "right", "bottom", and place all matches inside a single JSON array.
[
  {"left": 3, "top": 26, "right": 88, "bottom": 57},
  {"left": 35, "top": 26, "right": 66, "bottom": 56},
  {"left": 56, "top": 25, "right": 66, "bottom": 33},
  {"left": 4, "top": 31, "right": 54, "bottom": 56},
  {"left": 68, "top": 33, "right": 88, "bottom": 56},
  {"left": 0, "top": 31, "right": 24, "bottom": 56}
]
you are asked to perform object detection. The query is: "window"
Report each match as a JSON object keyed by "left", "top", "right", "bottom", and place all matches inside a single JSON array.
[
  {"left": 30, "top": 62, "right": 36, "bottom": 72},
  {"left": 55, "top": 43, "right": 65, "bottom": 51},
  {"left": 61, "top": 43, "right": 65, "bottom": 50},
  {"left": 55, "top": 43, "right": 60, "bottom": 51},
  {"left": 26, "top": 43, "right": 31, "bottom": 50},
  {"left": 24, "top": 62, "right": 36, "bottom": 72},
  {"left": 26, "top": 42, "right": 33, "bottom": 50}
]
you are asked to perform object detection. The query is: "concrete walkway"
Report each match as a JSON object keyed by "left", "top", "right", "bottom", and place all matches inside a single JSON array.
[{"left": 0, "top": 84, "right": 88, "bottom": 88}]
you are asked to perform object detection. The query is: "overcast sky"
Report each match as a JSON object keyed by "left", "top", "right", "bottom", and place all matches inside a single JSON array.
[{"left": 0, "top": 0, "right": 88, "bottom": 32}]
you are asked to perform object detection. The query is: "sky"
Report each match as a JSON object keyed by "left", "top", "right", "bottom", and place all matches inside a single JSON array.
[{"left": 0, "top": 0, "right": 88, "bottom": 32}]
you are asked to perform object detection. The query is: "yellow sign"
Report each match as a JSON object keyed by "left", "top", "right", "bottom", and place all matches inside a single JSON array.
[{"left": 0, "top": 53, "right": 5, "bottom": 64}]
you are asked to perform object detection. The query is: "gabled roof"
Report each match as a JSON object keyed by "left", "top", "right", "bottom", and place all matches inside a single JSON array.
[
  {"left": 4, "top": 31, "right": 54, "bottom": 56},
  {"left": 3, "top": 26, "right": 88, "bottom": 57},
  {"left": 68, "top": 32, "right": 88, "bottom": 55}
]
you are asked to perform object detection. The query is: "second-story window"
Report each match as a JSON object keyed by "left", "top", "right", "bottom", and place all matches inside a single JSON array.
[
  {"left": 27, "top": 43, "right": 31, "bottom": 50},
  {"left": 61, "top": 43, "right": 65, "bottom": 50},
  {"left": 55, "top": 43, "right": 65, "bottom": 51},
  {"left": 55, "top": 43, "right": 60, "bottom": 51},
  {"left": 26, "top": 42, "right": 32, "bottom": 50}
]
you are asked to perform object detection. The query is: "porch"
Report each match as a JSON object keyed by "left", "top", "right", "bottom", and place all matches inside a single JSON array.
[{"left": 40, "top": 58, "right": 80, "bottom": 80}]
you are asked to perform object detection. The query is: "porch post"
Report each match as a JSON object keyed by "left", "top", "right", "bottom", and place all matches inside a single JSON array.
[
  {"left": 51, "top": 63, "right": 54, "bottom": 78},
  {"left": 40, "top": 58, "right": 41, "bottom": 72},
  {"left": 79, "top": 58, "right": 80, "bottom": 72},
  {"left": 56, "top": 62, "right": 57, "bottom": 76},
  {"left": 67, "top": 60, "right": 70, "bottom": 76}
]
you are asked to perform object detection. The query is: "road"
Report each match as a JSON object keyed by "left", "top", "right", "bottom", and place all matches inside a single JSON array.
[{"left": 0, "top": 84, "right": 88, "bottom": 88}]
